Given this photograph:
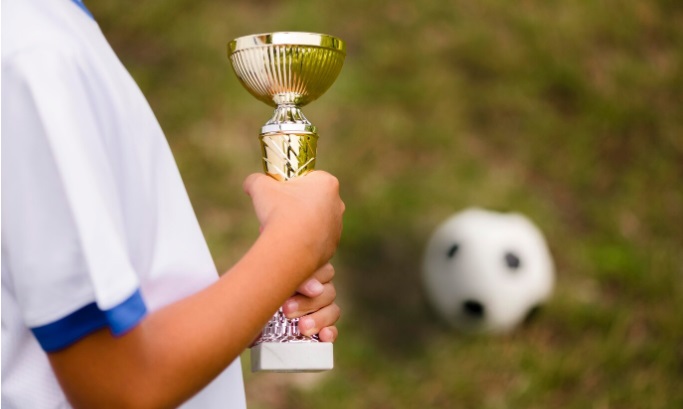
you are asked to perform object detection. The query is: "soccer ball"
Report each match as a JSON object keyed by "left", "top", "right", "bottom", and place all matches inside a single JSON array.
[{"left": 422, "top": 208, "right": 555, "bottom": 333}]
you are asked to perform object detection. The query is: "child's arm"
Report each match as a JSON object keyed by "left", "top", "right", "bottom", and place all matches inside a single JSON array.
[{"left": 47, "top": 171, "right": 345, "bottom": 409}]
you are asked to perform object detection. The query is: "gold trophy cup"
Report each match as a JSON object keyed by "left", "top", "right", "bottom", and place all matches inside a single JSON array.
[{"left": 228, "top": 32, "right": 345, "bottom": 372}]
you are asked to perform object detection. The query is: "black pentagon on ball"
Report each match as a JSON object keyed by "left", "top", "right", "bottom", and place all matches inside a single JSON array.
[
  {"left": 462, "top": 300, "right": 485, "bottom": 318},
  {"left": 504, "top": 251, "right": 521, "bottom": 270},
  {"left": 447, "top": 244, "right": 459, "bottom": 259}
]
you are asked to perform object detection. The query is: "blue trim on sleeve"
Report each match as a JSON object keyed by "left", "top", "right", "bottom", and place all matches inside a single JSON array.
[
  {"left": 31, "top": 302, "right": 108, "bottom": 352},
  {"left": 105, "top": 290, "right": 147, "bottom": 335},
  {"left": 70, "top": 0, "right": 94, "bottom": 19},
  {"left": 31, "top": 290, "right": 147, "bottom": 352}
]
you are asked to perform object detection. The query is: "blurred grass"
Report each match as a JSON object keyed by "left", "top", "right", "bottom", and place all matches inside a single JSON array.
[{"left": 90, "top": 0, "right": 683, "bottom": 407}]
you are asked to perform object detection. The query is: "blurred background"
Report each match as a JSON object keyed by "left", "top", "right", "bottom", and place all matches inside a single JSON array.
[{"left": 90, "top": 1, "right": 682, "bottom": 407}]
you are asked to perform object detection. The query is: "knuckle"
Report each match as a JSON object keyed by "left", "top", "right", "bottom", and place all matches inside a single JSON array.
[
  {"left": 325, "top": 263, "right": 335, "bottom": 278},
  {"left": 331, "top": 303, "right": 342, "bottom": 320},
  {"left": 245, "top": 173, "right": 268, "bottom": 192},
  {"left": 242, "top": 174, "right": 256, "bottom": 193},
  {"left": 327, "top": 284, "right": 337, "bottom": 301},
  {"left": 319, "top": 172, "right": 339, "bottom": 191},
  {"left": 330, "top": 175, "right": 340, "bottom": 190}
]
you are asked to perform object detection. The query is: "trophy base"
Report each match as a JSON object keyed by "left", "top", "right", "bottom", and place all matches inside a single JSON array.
[{"left": 251, "top": 342, "right": 334, "bottom": 373}]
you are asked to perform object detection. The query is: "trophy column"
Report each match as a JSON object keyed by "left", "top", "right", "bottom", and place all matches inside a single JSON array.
[
  {"left": 251, "top": 123, "right": 334, "bottom": 372},
  {"left": 260, "top": 131, "right": 317, "bottom": 181},
  {"left": 227, "top": 32, "right": 345, "bottom": 372}
]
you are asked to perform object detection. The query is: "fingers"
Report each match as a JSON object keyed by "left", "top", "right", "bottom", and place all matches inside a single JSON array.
[
  {"left": 295, "top": 278, "right": 324, "bottom": 298},
  {"left": 318, "top": 326, "right": 338, "bottom": 343},
  {"left": 295, "top": 263, "right": 335, "bottom": 298},
  {"left": 285, "top": 262, "right": 341, "bottom": 340},
  {"left": 297, "top": 303, "right": 341, "bottom": 338},
  {"left": 312, "top": 263, "right": 335, "bottom": 283},
  {"left": 283, "top": 283, "right": 336, "bottom": 319}
]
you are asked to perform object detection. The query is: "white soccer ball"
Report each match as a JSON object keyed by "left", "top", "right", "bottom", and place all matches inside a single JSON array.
[{"left": 422, "top": 208, "right": 555, "bottom": 334}]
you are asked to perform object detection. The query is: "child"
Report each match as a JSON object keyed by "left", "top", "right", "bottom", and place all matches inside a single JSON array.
[{"left": 1, "top": 0, "right": 344, "bottom": 407}]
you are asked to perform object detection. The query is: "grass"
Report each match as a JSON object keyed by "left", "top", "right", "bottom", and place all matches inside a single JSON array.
[{"left": 91, "top": 0, "right": 683, "bottom": 407}]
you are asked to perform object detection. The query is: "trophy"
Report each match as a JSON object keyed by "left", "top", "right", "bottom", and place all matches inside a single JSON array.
[{"left": 227, "top": 32, "right": 346, "bottom": 372}]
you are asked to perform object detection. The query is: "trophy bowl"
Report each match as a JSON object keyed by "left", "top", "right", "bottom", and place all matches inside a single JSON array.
[{"left": 228, "top": 32, "right": 346, "bottom": 108}]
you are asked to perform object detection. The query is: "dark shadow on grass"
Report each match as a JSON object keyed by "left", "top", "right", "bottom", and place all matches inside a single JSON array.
[{"left": 338, "top": 225, "right": 447, "bottom": 358}]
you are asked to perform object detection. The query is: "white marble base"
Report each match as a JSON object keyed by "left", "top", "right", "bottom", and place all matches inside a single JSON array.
[{"left": 251, "top": 342, "right": 334, "bottom": 372}]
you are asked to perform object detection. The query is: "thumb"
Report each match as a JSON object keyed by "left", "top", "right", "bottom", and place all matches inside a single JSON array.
[{"left": 242, "top": 173, "right": 271, "bottom": 196}]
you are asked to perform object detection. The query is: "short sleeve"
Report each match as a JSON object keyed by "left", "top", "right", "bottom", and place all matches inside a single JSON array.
[{"left": 1, "top": 48, "right": 147, "bottom": 352}]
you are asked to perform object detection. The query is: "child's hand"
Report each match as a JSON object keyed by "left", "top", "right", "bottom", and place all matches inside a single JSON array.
[
  {"left": 282, "top": 263, "right": 341, "bottom": 342},
  {"left": 243, "top": 171, "right": 345, "bottom": 271},
  {"left": 243, "top": 171, "right": 344, "bottom": 343}
]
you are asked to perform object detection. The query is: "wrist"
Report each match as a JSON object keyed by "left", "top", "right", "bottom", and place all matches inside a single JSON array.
[{"left": 256, "top": 221, "right": 323, "bottom": 279}]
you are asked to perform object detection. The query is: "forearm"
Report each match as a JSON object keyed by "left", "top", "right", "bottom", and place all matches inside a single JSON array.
[{"left": 48, "top": 226, "right": 321, "bottom": 409}]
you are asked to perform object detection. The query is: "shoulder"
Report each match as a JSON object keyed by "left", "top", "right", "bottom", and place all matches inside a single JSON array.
[
  {"left": 2, "top": 0, "right": 100, "bottom": 65},
  {"left": 3, "top": 0, "right": 136, "bottom": 129}
]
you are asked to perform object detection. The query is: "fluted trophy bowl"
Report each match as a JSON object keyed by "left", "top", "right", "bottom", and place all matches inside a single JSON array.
[
  {"left": 229, "top": 32, "right": 345, "bottom": 108},
  {"left": 227, "top": 32, "right": 345, "bottom": 372}
]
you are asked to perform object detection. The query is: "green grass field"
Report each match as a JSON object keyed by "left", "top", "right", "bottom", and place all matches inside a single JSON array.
[{"left": 91, "top": 1, "right": 683, "bottom": 407}]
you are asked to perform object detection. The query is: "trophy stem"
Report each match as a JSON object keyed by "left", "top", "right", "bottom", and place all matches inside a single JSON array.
[
  {"left": 259, "top": 131, "right": 318, "bottom": 181},
  {"left": 265, "top": 104, "right": 312, "bottom": 126}
]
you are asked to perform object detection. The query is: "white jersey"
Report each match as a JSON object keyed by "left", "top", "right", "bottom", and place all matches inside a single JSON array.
[{"left": 1, "top": 0, "right": 246, "bottom": 407}]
